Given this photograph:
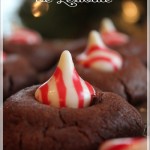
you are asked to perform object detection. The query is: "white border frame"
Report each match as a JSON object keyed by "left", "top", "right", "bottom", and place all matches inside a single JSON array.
[
  {"left": 147, "top": 0, "right": 149, "bottom": 149},
  {"left": 0, "top": 1, "right": 149, "bottom": 150},
  {"left": 0, "top": 0, "right": 3, "bottom": 149}
]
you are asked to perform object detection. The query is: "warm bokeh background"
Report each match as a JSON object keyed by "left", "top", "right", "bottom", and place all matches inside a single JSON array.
[{"left": 19, "top": 0, "right": 147, "bottom": 38}]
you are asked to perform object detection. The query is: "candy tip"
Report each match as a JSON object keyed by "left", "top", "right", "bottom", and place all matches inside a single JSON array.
[
  {"left": 101, "top": 18, "right": 116, "bottom": 32},
  {"left": 89, "top": 30, "right": 100, "bottom": 37},
  {"left": 62, "top": 50, "right": 70, "bottom": 54},
  {"left": 88, "top": 30, "right": 105, "bottom": 48},
  {"left": 60, "top": 50, "right": 72, "bottom": 60},
  {"left": 102, "top": 17, "right": 113, "bottom": 23},
  {"left": 58, "top": 50, "right": 74, "bottom": 70}
]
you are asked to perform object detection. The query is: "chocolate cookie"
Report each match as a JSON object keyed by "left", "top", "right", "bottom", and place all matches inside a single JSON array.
[
  {"left": 110, "top": 39, "right": 147, "bottom": 66},
  {"left": 75, "top": 56, "right": 147, "bottom": 105},
  {"left": 3, "top": 54, "right": 37, "bottom": 99},
  {"left": 4, "top": 41, "right": 61, "bottom": 72},
  {"left": 4, "top": 85, "right": 144, "bottom": 150},
  {"left": 73, "top": 31, "right": 147, "bottom": 105}
]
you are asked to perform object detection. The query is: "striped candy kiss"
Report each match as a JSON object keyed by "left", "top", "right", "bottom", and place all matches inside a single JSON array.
[
  {"left": 77, "top": 30, "right": 123, "bottom": 72},
  {"left": 35, "top": 50, "right": 95, "bottom": 108},
  {"left": 6, "top": 28, "right": 42, "bottom": 45},
  {"left": 99, "top": 138, "right": 147, "bottom": 150},
  {"left": 100, "top": 18, "right": 129, "bottom": 46}
]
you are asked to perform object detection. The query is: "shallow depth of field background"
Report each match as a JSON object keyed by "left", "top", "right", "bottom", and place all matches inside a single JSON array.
[{"left": 19, "top": 0, "right": 147, "bottom": 39}]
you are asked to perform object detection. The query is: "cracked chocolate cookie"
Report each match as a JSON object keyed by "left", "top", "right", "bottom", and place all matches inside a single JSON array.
[
  {"left": 3, "top": 54, "right": 37, "bottom": 100},
  {"left": 4, "top": 51, "right": 144, "bottom": 150},
  {"left": 75, "top": 31, "right": 147, "bottom": 105},
  {"left": 4, "top": 85, "right": 144, "bottom": 150}
]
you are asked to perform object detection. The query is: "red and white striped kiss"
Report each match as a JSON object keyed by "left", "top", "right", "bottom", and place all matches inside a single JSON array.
[
  {"left": 77, "top": 30, "right": 123, "bottom": 72},
  {"left": 99, "top": 137, "right": 147, "bottom": 150},
  {"left": 6, "top": 28, "right": 42, "bottom": 45},
  {"left": 35, "top": 50, "right": 95, "bottom": 108},
  {"left": 101, "top": 18, "right": 129, "bottom": 47}
]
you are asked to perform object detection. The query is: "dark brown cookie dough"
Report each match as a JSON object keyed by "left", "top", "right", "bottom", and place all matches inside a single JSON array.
[
  {"left": 3, "top": 54, "right": 37, "bottom": 100},
  {"left": 110, "top": 39, "right": 147, "bottom": 66},
  {"left": 4, "top": 41, "right": 61, "bottom": 72},
  {"left": 116, "top": 56, "right": 147, "bottom": 104},
  {"left": 4, "top": 85, "right": 144, "bottom": 150}
]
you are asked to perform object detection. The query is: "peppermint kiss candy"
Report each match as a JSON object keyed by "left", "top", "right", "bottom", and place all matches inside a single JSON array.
[
  {"left": 101, "top": 18, "right": 129, "bottom": 46},
  {"left": 6, "top": 28, "right": 42, "bottom": 45},
  {"left": 99, "top": 138, "right": 147, "bottom": 150},
  {"left": 35, "top": 50, "right": 95, "bottom": 108},
  {"left": 77, "top": 30, "right": 123, "bottom": 72}
]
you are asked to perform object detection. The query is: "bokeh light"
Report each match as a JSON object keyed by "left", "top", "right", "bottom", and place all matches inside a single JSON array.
[
  {"left": 122, "top": 1, "right": 140, "bottom": 24},
  {"left": 32, "top": 2, "right": 49, "bottom": 18}
]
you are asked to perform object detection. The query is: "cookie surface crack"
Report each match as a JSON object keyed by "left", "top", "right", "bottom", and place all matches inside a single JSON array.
[
  {"left": 118, "top": 78, "right": 132, "bottom": 103},
  {"left": 58, "top": 110, "right": 66, "bottom": 125},
  {"left": 78, "top": 129, "right": 91, "bottom": 143}
]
